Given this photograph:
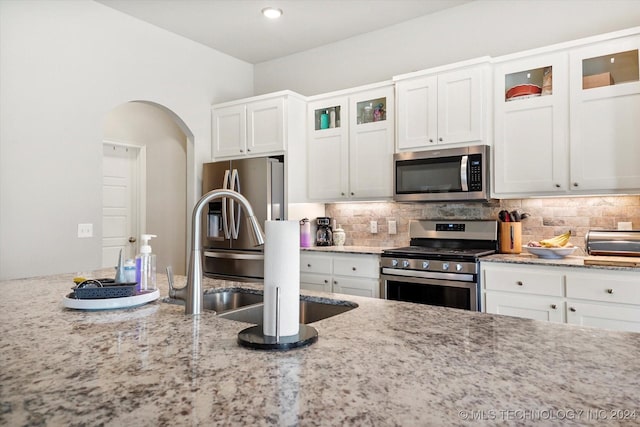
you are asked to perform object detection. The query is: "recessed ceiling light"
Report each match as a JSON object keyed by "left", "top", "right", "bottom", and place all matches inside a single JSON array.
[{"left": 262, "top": 7, "right": 283, "bottom": 19}]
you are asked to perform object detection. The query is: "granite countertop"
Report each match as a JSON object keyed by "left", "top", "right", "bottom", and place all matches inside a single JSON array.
[
  {"left": 301, "top": 245, "right": 388, "bottom": 255},
  {"left": 483, "top": 253, "right": 640, "bottom": 272},
  {"left": 1, "top": 271, "right": 639, "bottom": 426}
]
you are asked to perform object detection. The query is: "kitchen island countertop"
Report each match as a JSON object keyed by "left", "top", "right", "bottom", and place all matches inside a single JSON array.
[{"left": 1, "top": 271, "right": 639, "bottom": 426}]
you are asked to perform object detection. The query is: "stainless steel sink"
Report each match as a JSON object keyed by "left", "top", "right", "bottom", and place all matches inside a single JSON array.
[{"left": 165, "top": 288, "right": 357, "bottom": 324}]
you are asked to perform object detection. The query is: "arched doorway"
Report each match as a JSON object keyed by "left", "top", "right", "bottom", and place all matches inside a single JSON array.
[{"left": 102, "top": 101, "right": 193, "bottom": 275}]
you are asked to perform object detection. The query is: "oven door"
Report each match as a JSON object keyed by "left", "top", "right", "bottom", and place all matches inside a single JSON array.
[{"left": 380, "top": 273, "right": 480, "bottom": 311}]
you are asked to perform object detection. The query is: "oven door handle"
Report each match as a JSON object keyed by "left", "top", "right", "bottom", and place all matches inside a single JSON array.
[
  {"left": 460, "top": 155, "right": 469, "bottom": 192},
  {"left": 381, "top": 268, "right": 474, "bottom": 282}
]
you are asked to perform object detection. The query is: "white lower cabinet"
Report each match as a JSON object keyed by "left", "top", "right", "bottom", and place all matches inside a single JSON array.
[
  {"left": 482, "top": 262, "right": 640, "bottom": 333},
  {"left": 300, "top": 252, "right": 380, "bottom": 298},
  {"left": 485, "top": 293, "right": 564, "bottom": 323}
]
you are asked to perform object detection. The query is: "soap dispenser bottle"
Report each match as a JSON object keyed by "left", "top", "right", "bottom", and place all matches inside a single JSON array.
[{"left": 136, "top": 234, "right": 157, "bottom": 292}]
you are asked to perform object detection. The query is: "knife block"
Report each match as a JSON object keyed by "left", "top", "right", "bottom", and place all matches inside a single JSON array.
[{"left": 499, "top": 222, "right": 522, "bottom": 254}]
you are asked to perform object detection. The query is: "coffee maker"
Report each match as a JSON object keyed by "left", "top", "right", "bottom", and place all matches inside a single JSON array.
[{"left": 316, "top": 217, "right": 333, "bottom": 246}]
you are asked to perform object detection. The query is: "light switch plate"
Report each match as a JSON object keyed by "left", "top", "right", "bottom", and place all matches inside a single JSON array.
[
  {"left": 78, "top": 223, "right": 93, "bottom": 238},
  {"left": 370, "top": 220, "right": 378, "bottom": 234},
  {"left": 388, "top": 220, "right": 397, "bottom": 235},
  {"left": 617, "top": 222, "right": 632, "bottom": 230}
]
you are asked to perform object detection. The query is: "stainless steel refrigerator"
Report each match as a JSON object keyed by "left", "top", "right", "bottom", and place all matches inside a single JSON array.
[{"left": 202, "top": 156, "right": 285, "bottom": 281}]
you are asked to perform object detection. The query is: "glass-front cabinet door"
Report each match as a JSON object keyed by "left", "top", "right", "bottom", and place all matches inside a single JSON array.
[
  {"left": 493, "top": 51, "right": 569, "bottom": 196},
  {"left": 349, "top": 85, "right": 394, "bottom": 199},
  {"left": 307, "top": 96, "right": 349, "bottom": 200},
  {"left": 569, "top": 34, "right": 640, "bottom": 192}
]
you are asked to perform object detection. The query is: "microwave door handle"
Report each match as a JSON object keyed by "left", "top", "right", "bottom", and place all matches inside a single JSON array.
[
  {"left": 222, "top": 169, "right": 231, "bottom": 239},
  {"left": 230, "top": 168, "right": 241, "bottom": 239},
  {"left": 460, "top": 155, "right": 469, "bottom": 192}
]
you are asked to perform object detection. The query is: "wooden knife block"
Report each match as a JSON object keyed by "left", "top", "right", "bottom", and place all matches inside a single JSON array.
[{"left": 499, "top": 222, "right": 522, "bottom": 254}]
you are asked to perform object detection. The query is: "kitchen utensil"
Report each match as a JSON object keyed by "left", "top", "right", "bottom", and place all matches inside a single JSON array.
[
  {"left": 511, "top": 210, "right": 521, "bottom": 222},
  {"left": 506, "top": 84, "right": 542, "bottom": 100},
  {"left": 523, "top": 245, "right": 578, "bottom": 259},
  {"left": 499, "top": 210, "right": 510, "bottom": 222},
  {"left": 583, "top": 257, "right": 640, "bottom": 267},
  {"left": 499, "top": 222, "right": 521, "bottom": 254}
]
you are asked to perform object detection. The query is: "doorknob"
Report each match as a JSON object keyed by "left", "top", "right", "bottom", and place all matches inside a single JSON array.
[{"left": 129, "top": 237, "right": 136, "bottom": 243}]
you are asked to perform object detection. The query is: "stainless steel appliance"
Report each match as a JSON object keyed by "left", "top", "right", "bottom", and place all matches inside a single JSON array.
[
  {"left": 202, "top": 156, "right": 284, "bottom": 281},
  {"left": 380, "top": 220, "right": 498, "bottom": 311},
  {"left": 585, "top": 230, "right": 640, "bottom": 256},
  {"left": 394, "top": 145, "right": 490, "bottom": 202},
  {"left": 315, "top": 217, "right": 333, "bottom": 246}
]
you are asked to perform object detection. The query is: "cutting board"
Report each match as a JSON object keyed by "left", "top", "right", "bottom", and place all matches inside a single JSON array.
[{"left": 583, "top": 256, "right": 640, "bottom": 267}]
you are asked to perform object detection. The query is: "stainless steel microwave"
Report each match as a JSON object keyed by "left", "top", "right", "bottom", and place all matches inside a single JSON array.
[{"left": 393, "top": 145, "right": 490, "bottom": 202}]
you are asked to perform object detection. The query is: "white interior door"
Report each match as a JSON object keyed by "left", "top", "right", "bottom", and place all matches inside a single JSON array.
[{"left": 102, "top": 143, "right": 142, "bottom": 267}]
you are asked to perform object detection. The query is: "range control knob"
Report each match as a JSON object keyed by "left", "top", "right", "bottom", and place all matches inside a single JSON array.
[
  {"left": 391, "top": 259, "right": 399, "bottom": 267},
  {"left": 442, "top": 262, "right": 450, "bottom": 271},
  {"left": 402, "top": 260, "right": 410, "bottom": 268},
  {"left": 422, "top": 261, "right": 430, "bottom": 269},
  {"left": 456, "top": 264, "right": 463, "bottom": 272}
]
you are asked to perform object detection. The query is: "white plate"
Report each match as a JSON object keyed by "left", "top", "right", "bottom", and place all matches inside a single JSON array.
[
  {"left": 523, "top": 246, "right": 578, "bottom": 259},
  {"left": 62, "top": 289, "right": 160, "bottom": 310}
]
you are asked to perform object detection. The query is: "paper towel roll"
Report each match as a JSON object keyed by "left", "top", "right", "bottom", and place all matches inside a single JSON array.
[{"left": 263, "top": 220, "right": 300, "bottom": 337}]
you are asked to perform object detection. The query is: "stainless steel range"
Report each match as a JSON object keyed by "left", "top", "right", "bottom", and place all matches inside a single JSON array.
[{"left": 380, "top": 220, "right": 498, "bottom": 311}]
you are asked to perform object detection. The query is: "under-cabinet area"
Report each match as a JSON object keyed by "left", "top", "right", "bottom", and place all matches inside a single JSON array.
[
  {"left": 481, "top": 261, "right": 640, "bottom": 333},
  {"left": 300, "top": 251, "right": 380, "bottom": 298}
]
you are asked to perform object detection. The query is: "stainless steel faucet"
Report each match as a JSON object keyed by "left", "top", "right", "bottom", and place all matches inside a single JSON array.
[{"left": 168, "top": 189, "right": 265, "bottom": 315}]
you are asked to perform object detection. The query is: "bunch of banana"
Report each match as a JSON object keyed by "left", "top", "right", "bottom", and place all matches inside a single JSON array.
[{"left": 539, "top": 231, "right": 571, "bottom": 248}]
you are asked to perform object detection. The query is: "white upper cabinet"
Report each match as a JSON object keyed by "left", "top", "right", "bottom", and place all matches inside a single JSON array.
[
  {"left": 569, "top": 34, "right": 640, "bottom": 193},
  {"left": 212, "top": 92, "right": 296, "bottom": 160},
  {"left": 212, "top": 104, "right": 247, "bottom": 158},
  {"left": 492, "top": 28, "right": 640, "bottom": 198},
  {"left": 395, "top": 59, "right": 490, "bottom": 152},
  {"left": 307, "top": 83, "right": 394, "bottom": 202},
  {"left": 493, "top": 52, "right": 570, "bottom": 196}
]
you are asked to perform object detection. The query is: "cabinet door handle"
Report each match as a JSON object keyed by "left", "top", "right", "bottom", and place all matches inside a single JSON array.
[
  {"left": 352, "top": 267, "right": 356, "bottom": 271},
  {"left": 341, "top": 192, "right": 345, "bottom": 196},
  {"left": 239, "top": 149, "right": 244, "bottom": 153},
  {"left": 307, "top": 264, "right": 311, "bottom": 267},
  {"left": 569, "top": 307, "right": 576, "bottom": 312},
  {"left": 439, "top": 137, "right": 443, "bottom": 142},
  {"left": 516, "top": 281, "right": 524, "bottom": 286},
  {"left": 324, "top": 280, "right": 328, "bottom": 284},
  {"left": 334, "top": 280, "right": 338, "bottom": 285},
  {"left": 555, "top": 184, "right": 561, "bottom": 188},
  {"left": 247, "top": 148, "right": 251, "bottom": 152},
  {"left": 429, "top": 138, "right": 434, "bottom": 143},
  {"left": 550, "top": 304, "right": 557, "bottom": 309},
  {"left": 350, "top": 192, "right": 354, "bottom": 196},
  {"left": 572, "top": 182, "right": 579, "bottom": 187},
  {"left": 606, "top": 288, "right": 613, "bottom": 294}
]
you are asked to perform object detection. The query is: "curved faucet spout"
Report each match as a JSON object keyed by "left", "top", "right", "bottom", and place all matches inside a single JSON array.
[{"left": 170, "top": 189, "right": 265, "bottom": 315}]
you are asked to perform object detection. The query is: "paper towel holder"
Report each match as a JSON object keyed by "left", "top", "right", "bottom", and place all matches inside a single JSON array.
[{"left": 237, "top": 286, "right": 318, "bottom": 351}]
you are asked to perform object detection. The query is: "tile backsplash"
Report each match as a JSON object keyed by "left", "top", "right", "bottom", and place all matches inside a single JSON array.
[{"left": 325, "top": 195, "right": 640, "bottom": 250}]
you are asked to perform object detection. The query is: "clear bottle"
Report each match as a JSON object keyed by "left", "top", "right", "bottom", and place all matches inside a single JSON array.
[{"left": 135, "top": 234, "right": 157, "bottom": 292}]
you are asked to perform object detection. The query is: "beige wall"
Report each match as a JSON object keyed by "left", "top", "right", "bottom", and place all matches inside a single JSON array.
[
  {"left": 326, "top": 196, "right": 640, "bottom": 251},
  {"left": 255, "top": 0, "right": 640, "bottom": 96},
  {"left": 104, "top": 102, "right": 187, "bottom": 275}
]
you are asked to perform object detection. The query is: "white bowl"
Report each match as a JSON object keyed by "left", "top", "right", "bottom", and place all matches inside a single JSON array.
[{"left": 523, "top": 245, "right": 578, "bottom": 259}]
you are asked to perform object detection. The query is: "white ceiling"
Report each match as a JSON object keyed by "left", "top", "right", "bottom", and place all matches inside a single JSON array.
[{"left": 96, "top": 0, "right": 473, "bottom": 64}]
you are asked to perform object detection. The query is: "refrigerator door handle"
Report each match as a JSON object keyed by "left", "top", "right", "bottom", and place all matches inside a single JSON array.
[
  {"left": 222, "top": 169, "right": 232, "bottom": 239},
  {"left": 229, "top": 169, "right": 241, "bottom": 239}
]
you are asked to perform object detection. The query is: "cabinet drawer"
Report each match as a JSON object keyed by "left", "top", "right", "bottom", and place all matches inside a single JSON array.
[
  {"left": 300, "top": 254, "right": 332, "bottom": 274},
  {"left": 483, "top": 265, "right": 564, "bottom": 296},
  {"left": 566, "top": 271, "right": 640, "bottom": 305},
  {"left": 333, "top": 254, "right": 379, "bottom": 279}
]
